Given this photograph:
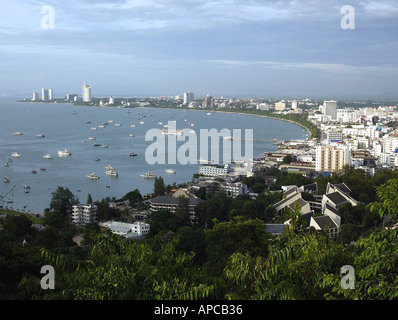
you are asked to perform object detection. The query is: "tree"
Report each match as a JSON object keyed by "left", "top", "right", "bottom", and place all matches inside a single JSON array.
[
  {"left": 49, "top": 186, "right": 79, "bottom": 217},
  {"left": 154, "top": 176, "right": 166, "bottom": 196},
  {"left": 122, "top": 189, "right": 142, "bottom": 205},
  {"left": 87, "top": 193, "right": 93, "bottom": 204},
  {"left": 368, "top": 178, "right": 398, "bottom": 222}
]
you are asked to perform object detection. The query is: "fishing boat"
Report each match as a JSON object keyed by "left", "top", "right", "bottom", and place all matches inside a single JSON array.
[
  {"left": 105, "top": 169, "right": 118, "bottom": 177},
  {"left": 140, "top": 172, "right": 156, "bottom": 179},
  {"left": 86, "top": 173, "right": 100, "bottom": 179}
]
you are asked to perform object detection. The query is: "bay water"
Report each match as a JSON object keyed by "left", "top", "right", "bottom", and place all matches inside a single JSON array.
[{"left": 0, "top": 98, "right": 308, "bottom": 214}]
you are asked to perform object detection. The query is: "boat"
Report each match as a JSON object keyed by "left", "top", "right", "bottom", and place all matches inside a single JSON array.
[
  {"left": 93, "top": 143, "right": 101, "bottom": 147},
  {"left": 11, "top": 152, "right": 21, "bottom": 158},
  {"left": 4, "top": 162, "right": 9, "bottom": 167},
  {"left": 40, "top": 168, "right": 46, "bottom": 171},
  {"left": 108, "top": 120, "right": 114, "bottom": 123},
  {"left": 139, "top": 121, "right": 145, "bottom": 124},
  {"left": 13, "top": 132, "right": 23, "bottom": 135},
  {"left": 88, "top": 137, "right": 96, "bottom": 140},
  {"left": 86, "top": 173, "right": 100, "bottom": 179},
  {"left": 31, "top": 170, "right": 37, "bottom": 174},
  {"left": 24, "top": 185, "right": 30, "bottom": 189},
  {"left": 105, "top": 164, "right": 115, "bottom": 170},
  {"left": 207, "top": 112, "right": 212, "bottom": 115},
  {"left": 102, "top": 145, "right": 109, "bottom": 148},
  {"left": 37, "top": 133, "right": 45, "bottom": 138},
  {"left": 43, "top": 154, "right": 53, "bottom": 159},
  {"left": 85, "top": 120, "right": 92, "bottom": 124},
  {"left": 162, "top": 129, "right": 182, "bottom": 136},
  {"left": 140, "top": 172, "right": 156, "bottom": 178},
  {"left": 129, "top": 152, "right": 137, "bottom": 157},
  {"left": 98, "top": 125, "right": 105, "bottom": 128},
  {"left": 3, "top": 178, "right": 10, "bottom": 183},
  {"left": 131, "top": 125, "right": 136, "bottom": 128},
  {"left": 165, "top": 169, "right": 176, "bottom": 174},
  {"left": 95, "top": 158, "right": 101, "bottom": 161},
  {"left": 129, "top": 134, "right": 135, "bottom": 137},
  {"left": 58, "top": 149, "right": 71, "bottom": 157},
  {"left": 91, "top": 127, "right": 97, "bottom": 130},
  {"left": 105, "top": 169, "right": 118, "bottom": 177},
  {"left": 114, "top": 123, "right": 121, "bottom": 127}
]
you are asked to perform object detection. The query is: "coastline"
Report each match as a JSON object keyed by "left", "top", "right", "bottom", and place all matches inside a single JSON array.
[{"left": 138, "top": 105, "right": 314, "bottom": 140}]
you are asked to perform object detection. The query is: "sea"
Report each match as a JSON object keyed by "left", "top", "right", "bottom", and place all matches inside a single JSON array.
[{"left": 0, "top": 97, "right": 309, "bottom": 214}]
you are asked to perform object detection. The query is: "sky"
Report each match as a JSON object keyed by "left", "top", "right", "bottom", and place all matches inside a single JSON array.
[{"left": 0, "top": 0, "right": 397, "bottom": 99}]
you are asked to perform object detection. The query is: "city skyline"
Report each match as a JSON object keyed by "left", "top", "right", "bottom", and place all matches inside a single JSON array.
[{"left": 0, "top": 1, "right": 398, "bottom": 99}]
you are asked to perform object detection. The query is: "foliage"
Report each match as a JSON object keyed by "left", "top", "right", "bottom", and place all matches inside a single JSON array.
[{"left": 49, "top": 186, "right": 79, "bottom": 217}]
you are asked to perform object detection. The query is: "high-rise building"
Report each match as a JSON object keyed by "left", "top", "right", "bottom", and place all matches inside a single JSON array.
[
  {"left": 41, "top": 88, "right": 49, "bottom": 101},
  {"left": 291, "top": 100, "right": 298, "bottom": 110},
  {"left": 48, "top": 88, "right": 53, "bottom": 100},
  {"left": 323, "top": 100, "right": 338, "bottom": 121},
  {"left": 183, "top": 91, "right": 194, "bottom": 105},
  {"left": 82, "top": 83, "right": 91, "bottom": 102},
  {"left": 203, "top": 94, "right": 214, "bottom": 108},
  {"left": 32, "top": 91, "right": 39, "bottom": 101},
  {"left": 315, "top": 145, "right": 351, "bottom": 173}
]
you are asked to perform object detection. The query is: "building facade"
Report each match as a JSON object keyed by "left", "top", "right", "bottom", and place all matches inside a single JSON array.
[
  {"left": 315, "top": 145, "right": 350, "bottom": 172},
  {"left": 71, "top": 204, "right": 98, "bottom": 225},
  {"left": 82, "top": 83, "right": 91, "bottom": 102}
]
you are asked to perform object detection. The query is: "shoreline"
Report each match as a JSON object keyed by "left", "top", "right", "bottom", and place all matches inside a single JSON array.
[{"left": 138, "top": 105, "right": 313, "bottom": 140}]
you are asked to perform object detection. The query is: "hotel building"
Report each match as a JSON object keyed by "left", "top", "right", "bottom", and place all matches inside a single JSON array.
[
  {"left": 82, "top": 83, "right": 91, "bottom": 102},
  {"left": 315, "top": 145, "right": 351, "bottom": 173}
]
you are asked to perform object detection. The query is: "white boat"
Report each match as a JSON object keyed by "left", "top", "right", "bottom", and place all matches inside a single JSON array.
[
  {"left": 88, "top": 137, "right": 96, "bottom": 140},
  {"left": 86, "top": 173, "right": 100, "bottom": 179},
  {"left": 58, "top": 149, "right": 71, "bottom": 157},
  {"left": 140, "top": 172, "right": 156, "bottom": 178},
  {"left": 13, "top": 132, "right": 23, "bottom": 136},
  {"left": 129, "top": 134, "right": 135, "bottom": 137},
  {"left": 130, "top": 124, "right": 136, "bottom": 128},
  {"left": 139, "top": 121, "right": 145, "bottom": 124},
  {"left": 102, "top": 145, "right": 109, "bottom": 148},
  {"left": 108, "top": 120, "right": 114, "bottom": 123},
  {"left": 114, "top": 123, "right": 121, "bottom": 127},
  {"left": 207, "top": 112, "right": 212, "bottom": 115},
  {"left": 165, "top": 169, "right": 176, "bottom": 174},
  {"left": 43, "top": 154, "right": 53, "bottom": 159},
  {"left": 105, "top": 164, "right": 115, "bottom": 170},
  {"left": 162, "top": 129, "right": 182, "bottom": 136},
  {"left": 11, "top": 152, "right": 21, "bottom": 158},
  {"left": 37, "top": 133, "right": 45, "bottom": 138},
  {"left": 105, "top": 169, "right": 118, "bottom": 177},
  {"left": 91, "top": 127, "right": 97, "bottom": 130},
  {"left": 98, "top": 125, "right": 105, "bottom": 128}
]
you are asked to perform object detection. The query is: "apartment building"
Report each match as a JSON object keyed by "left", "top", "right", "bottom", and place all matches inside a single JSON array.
[
  {"left": 71, "top": 204, "right": 98, "bottom": 226},
  {"left": 315, "top": 145, "right": 351, "bottom": 173}
]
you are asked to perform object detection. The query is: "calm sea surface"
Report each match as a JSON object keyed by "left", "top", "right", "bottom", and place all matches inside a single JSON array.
[{"left": 0, "top": 97, "right": 308, "bottom": 214}]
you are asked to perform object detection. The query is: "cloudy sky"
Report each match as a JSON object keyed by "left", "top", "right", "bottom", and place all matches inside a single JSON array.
[{"left": 1, "top": 0, "right": 397, "bottom": 99}]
